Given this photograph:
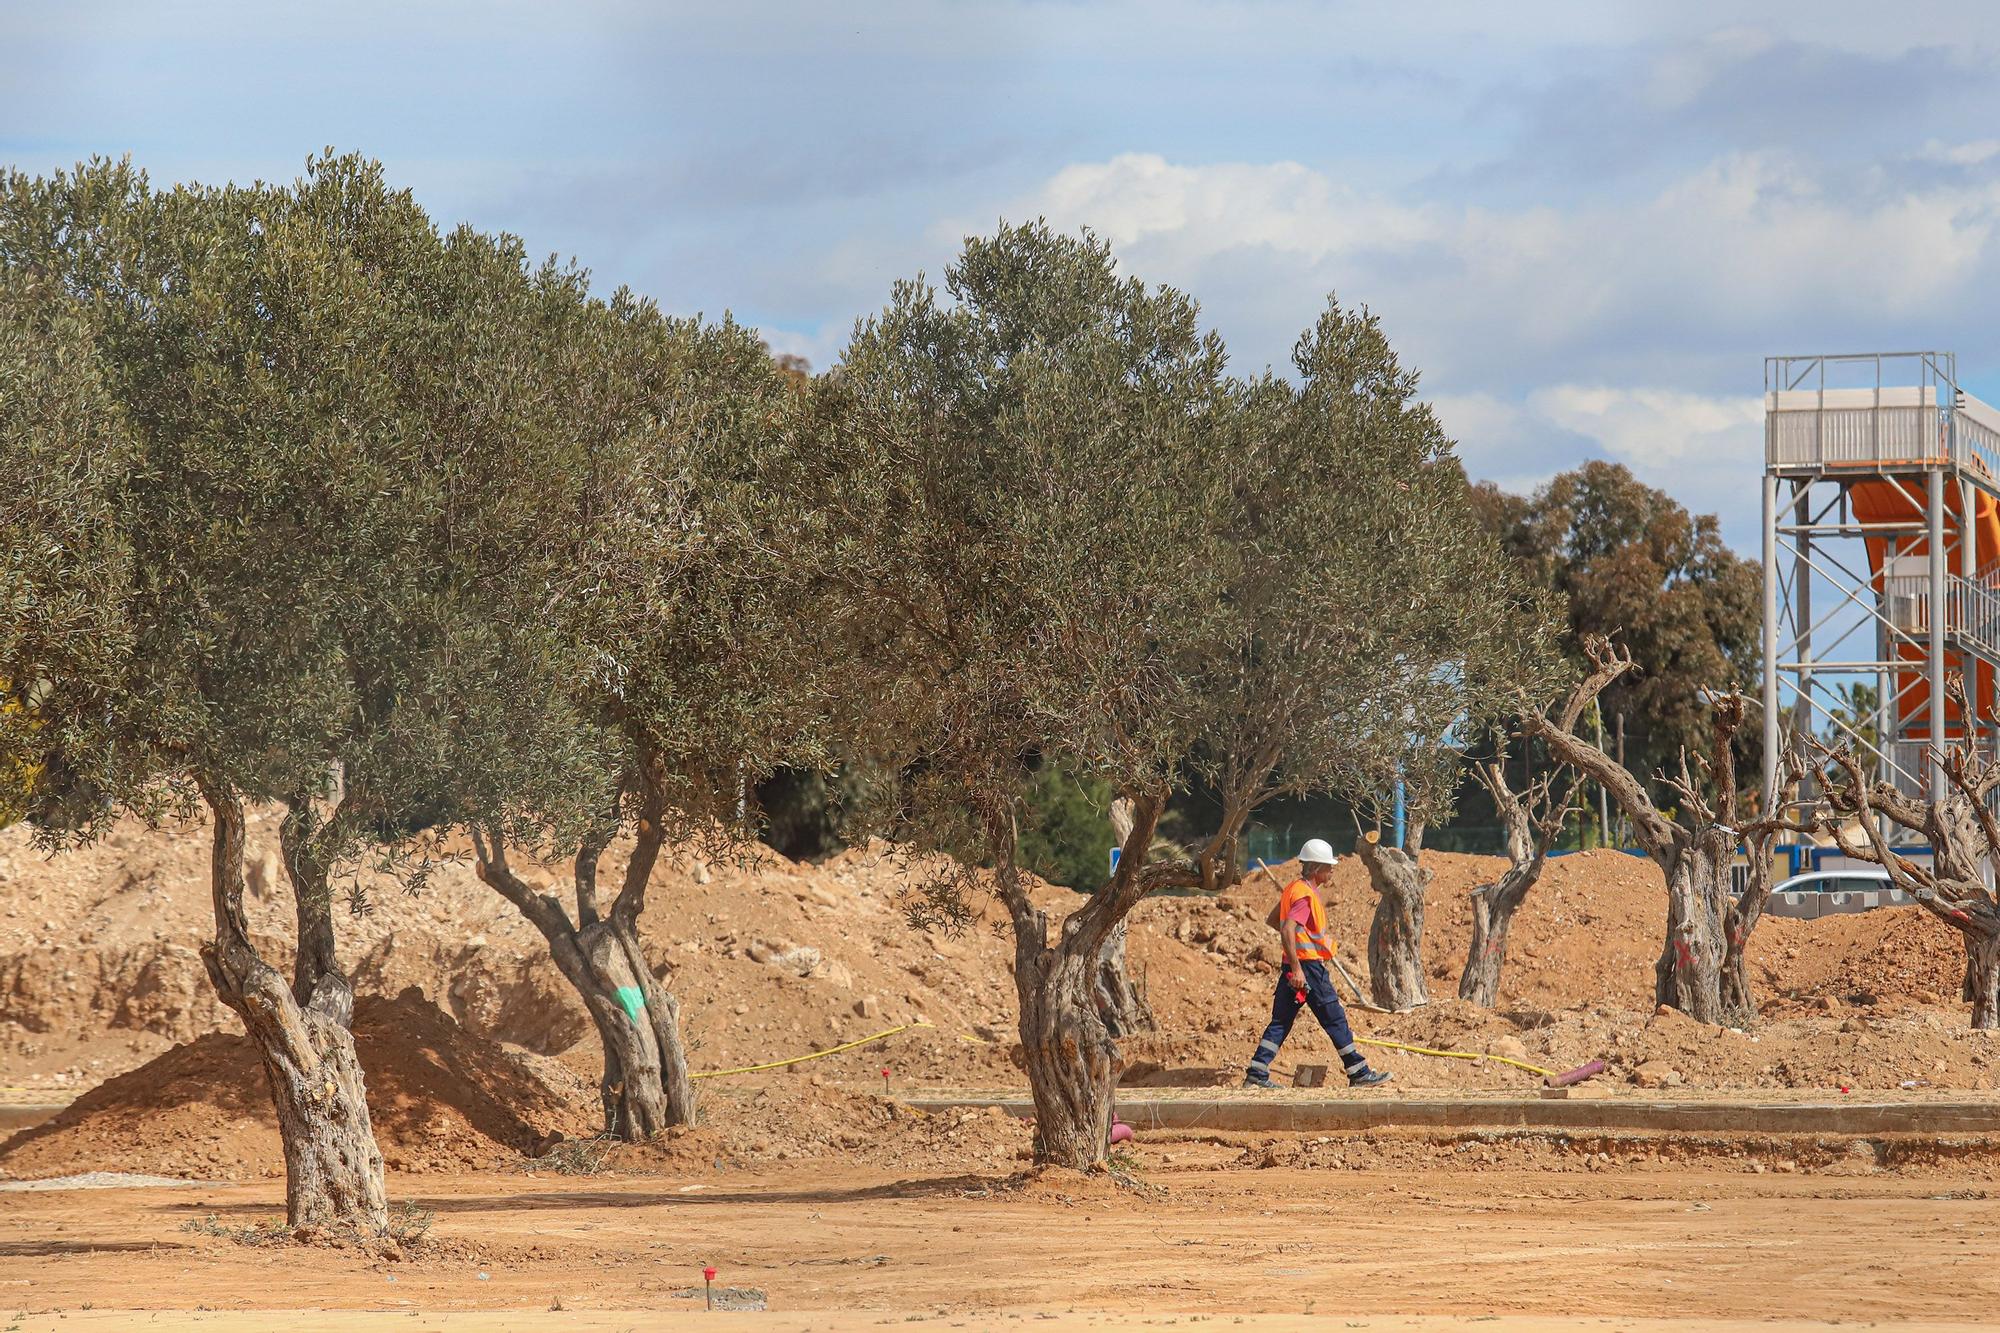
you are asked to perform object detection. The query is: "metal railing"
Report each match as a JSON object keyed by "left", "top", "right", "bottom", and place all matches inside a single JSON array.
[
  {"left": 1767, "top": 399, "right": 1946, "bottom": 468},
  {"left": 1888, "top": 739, "right": 1932, "bottom": 799},
  {"left": 1763, "top": 351, "right": 2000, "bottom": 482},
  {"left": 1874, "top": 571, "right": 2000, "bottom": 662},
  {"left": 1950, "top": 573, "right": 2000, "bottom": 662},
  {"left": 1767, "top": 395, "right": 2000, "bottom": 481}
]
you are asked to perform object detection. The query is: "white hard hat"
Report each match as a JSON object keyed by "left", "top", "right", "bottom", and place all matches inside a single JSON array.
[{"left": 1297, "top": 838, "right": 1338, "bottom": 866}]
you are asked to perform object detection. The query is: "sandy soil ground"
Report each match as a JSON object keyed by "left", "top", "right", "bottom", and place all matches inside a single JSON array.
[
  {"left": 4, "top": 1146, "right": 2000, "bottom": 1327},
  {"left": 3, "top": 1312, "right": 2000, "bottom": 1320},
  {"left": 7, "top": 1312, "right": 1992, "bottom": 1320},
  {"left": 11, "top": 817, "right": 2000, "bottom": 1327}
]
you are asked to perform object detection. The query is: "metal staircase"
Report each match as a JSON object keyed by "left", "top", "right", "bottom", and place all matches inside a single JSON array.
[{"left": 1762, "top": 352, "right": 2000, "bottom": 810}]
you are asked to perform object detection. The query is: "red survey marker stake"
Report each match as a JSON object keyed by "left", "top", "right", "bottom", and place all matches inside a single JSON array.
[{"left": 704, "top": 1265, "right": 717, "bottom": 1310}]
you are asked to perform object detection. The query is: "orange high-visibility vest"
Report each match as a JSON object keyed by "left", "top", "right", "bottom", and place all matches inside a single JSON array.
[{"left": 1278, "top": 878, "right": 1334, "bottom": 962}]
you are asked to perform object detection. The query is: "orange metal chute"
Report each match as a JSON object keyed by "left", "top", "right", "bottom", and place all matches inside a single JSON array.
[{"left": 1850, "top": 478, "right": 2000, "bottom": 738}]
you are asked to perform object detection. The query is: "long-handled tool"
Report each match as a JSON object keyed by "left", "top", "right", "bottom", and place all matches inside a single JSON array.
[{"left": 1253, "top": 858, "right": 1389, "bottom": 1013}]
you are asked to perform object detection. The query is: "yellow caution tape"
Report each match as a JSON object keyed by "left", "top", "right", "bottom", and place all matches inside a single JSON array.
[
  {"left": 691, "top": 1021, "right": 936, "bottom": 1080},
  {"left": 1353, "top": 1036, "right": 1556, "bottom": 1080}
]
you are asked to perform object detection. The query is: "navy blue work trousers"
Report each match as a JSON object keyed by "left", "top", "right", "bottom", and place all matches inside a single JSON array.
[{"left": 1246, "top": 960, "right": 1366, "bottom": 1077}]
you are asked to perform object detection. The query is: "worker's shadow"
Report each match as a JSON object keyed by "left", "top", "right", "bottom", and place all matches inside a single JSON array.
[
  {"left": 1119, "top": 1062, "right": 1232, "bottom": 1088},
  {"left": 153, "top": 1173, "right": 1013, "bottom": 1218},
  {"left": 406, "top": 1173, "right": 1013, "bottom": 1213}
]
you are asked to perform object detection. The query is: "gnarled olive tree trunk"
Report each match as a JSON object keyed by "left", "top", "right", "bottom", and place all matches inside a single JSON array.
[
  {"left": 1720, "top": 830, "right": 1780, "bottom": 1018},
  {"left": 1000, "top": 796, "right": 1169, "bottom": 1169},
  {"left": 1458, "top": 754, "right": 1566, "bottom": 1008},
  {"left": 1722, "top": 750, "right": 1812, "bottom": 1018},
  {"left": 1952, "top": 924, "right": 2000, "bottom": 1024},
  {"left": 1819, "top": 737, "right": 2000, "bottom": 1031},
  {"left": 1357, "top": 827, "right": 1430, "bottom": 1011},
  {"left": 1654, "top": 839, "right": 1732, "bottom": 1022},
  {"left": 199, "top": 781, "right": 386, "bottom": 1232},
  {"left": 1522, "top": 637, "right": 1770, "bottom": 1027},
  {"left": 1014, "top": 907, "right": 1120, "bottom": 1166},
  {"left": 1094, "top": 921, "right": 1153, "bottom": 1038},
  {"left": 473, "top": 780, "right": 694, "bottom": 1140},
  {"left": 1092, "top": 798, "right": 1155, "bottom": 1037},
  {"left": 1458, "top": 847, "right": 1544, "bottom": 1009}
]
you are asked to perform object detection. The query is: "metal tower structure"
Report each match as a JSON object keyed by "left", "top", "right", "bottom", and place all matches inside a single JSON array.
[{"left": 1762, "top": 352, "right": 2000, "bottom": 821}]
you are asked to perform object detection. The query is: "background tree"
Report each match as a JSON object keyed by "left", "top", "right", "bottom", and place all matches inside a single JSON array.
[
  {"left": 1019, "top": 764, "right": 1120, "bottom": 892},
  {"left": 1824, "top": 681, "right": 1880, "bottom": 759},
  {"left": 1472, "top": 460, "right": 1761, "bottom": 794},
  {"left": 1457, "top": 741, "right": 1576, "bottom": 1007},
  {"left": 1254, "top": 364, "right": 1562, "bottom": 1014}
]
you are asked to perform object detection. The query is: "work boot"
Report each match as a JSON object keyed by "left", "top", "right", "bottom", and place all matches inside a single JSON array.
[
  {"left": 1347, "top": 1067, "right": 1391, "bottom": 1088},
  {"left": 1241, "top": 1071, "right": 1279, "bottom": 1091}
]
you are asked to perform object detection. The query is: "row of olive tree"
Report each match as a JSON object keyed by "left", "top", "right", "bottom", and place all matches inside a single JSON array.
[
  {"left": 2, "top": 155, "right": 1556, "bottom": 1224},
  {"left": 0, "top": 155, "right": 818, "bottom": 1226}
]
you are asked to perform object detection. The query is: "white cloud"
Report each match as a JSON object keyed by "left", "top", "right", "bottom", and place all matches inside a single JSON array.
[
  {"left": 1429, "top": 385, "right": 1763, "bottom": 542},
  {"left": 1022, "top": 154, "right": 1441, "bottom": 266},
  {"left": 984, "top": 149, "right": 2000, "bottom": 548},
  {"left": 1921, "top": 138, "right": 2000, "bottom": 167},
  {"left": 1007, "top": 151, "right": 2000, "bottom": 388},
  {"left": 1530, "top": 385, "right": 1763, "bottom": 470},
  {"left": 1425, "top": 392, "right": 1565, "bottom": 494}
]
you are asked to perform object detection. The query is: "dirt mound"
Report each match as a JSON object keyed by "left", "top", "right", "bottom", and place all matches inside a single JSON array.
[
  {"left": 6, "top": 810, "right": 1998, "bottom": 1112},
  {"left": 0, "top": 811, "right": 1031, "bottom": 1095},
  {"left": 0, "top": 989, "right": 596, "bottom": 1181},
  {"left": 1756, "top": 904, "right": 1967, "bottom": 1007}
]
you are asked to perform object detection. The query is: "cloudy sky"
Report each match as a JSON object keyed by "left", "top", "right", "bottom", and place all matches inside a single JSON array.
[{"left": 8, "top": 1, "right": 2000, "bottom": 547}]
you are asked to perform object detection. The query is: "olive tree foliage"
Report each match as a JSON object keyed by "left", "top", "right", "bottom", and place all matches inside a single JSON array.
[
  {"left": 815, "top": 224, "right": 1234, "bottom": 1168},
  {"left": 0, "top": 269, "right": 146, "bottom": 830},
  {"left": 1210, "top": 317, "right": 1560, "bottom": 1013},
  {"left": 0, "top": 155, "right": 552, "bottom": 1231},
  {"left": 819, "top": 225, "right": 1556, "bottom": 1167}
]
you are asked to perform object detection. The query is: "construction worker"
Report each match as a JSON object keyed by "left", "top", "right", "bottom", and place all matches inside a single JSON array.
[{"left": 1243, "top": 838, "right": 1389, "bottom": 1090}]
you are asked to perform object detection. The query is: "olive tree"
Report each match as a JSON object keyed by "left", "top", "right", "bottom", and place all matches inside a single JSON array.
[
  {"left": 1457, "top": 741, "right": 1575, "bottom": 1007},
  {"left": 824, "top": 226, "right": 1555, "bottom": 1166},
  {"left": 1209, "top": 322, "right": 1554, "bottom": 1015},
  {"left": 393, "top": 229, "right": 828, "bottom": 1138},
  {"left": 1521, "top": 636, "right": 1806, "bottom": 1023},
  {"left": 818, "top": 224, "right": 1234, "bottom": 1167},
  {"left": 0, "top": 155, "right": 536, "bottom": 1230},
  {"left": 1814, "top": 679, "right": 2000, "bottom": 1027}
]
